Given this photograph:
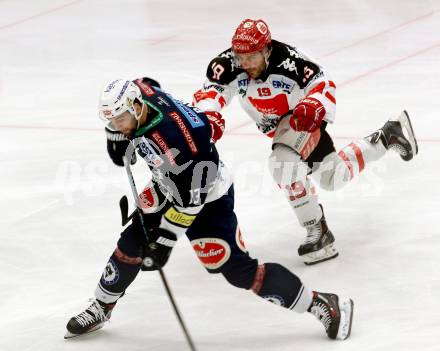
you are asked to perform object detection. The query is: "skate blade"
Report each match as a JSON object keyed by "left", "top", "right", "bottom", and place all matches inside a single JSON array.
[
  {"left": 64, "top": 331, "right": 80, "bottom": 339},
  {"left": 302, "top": 244, "right": 339, "bottom": 265},
  {"left": 397, "top": 110, "right": 418, "bottom": 160},
  {"left": 64, "top": 323, "right": 104, "bottom": 339},
  {"left": 336, "top": 298, "right": 354, "bottom": 340}
]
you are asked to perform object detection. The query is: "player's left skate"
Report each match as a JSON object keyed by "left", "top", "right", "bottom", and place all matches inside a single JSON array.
[
  {"left": 298, "top": 205, "right": 338, "bottom": 265},
  {"left": 309, "top": 291, "right": 354, "bottom": 340},
  {"left": 367, "top": 110, "right": 418, "bottom": 161},
  {"left": 64, "top": 299, "right": 115, "bottom": 339}
]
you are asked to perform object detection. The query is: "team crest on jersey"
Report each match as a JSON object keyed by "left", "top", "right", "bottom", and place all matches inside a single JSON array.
[
  {"left": 102, "top": 259, "right": 119, "bottom": 285},
  {"left": 191, "top": 238, "right": 231, "bottom": 270},
  {"left": 139, "top": 185, "right": 160, "bottom": 213}
]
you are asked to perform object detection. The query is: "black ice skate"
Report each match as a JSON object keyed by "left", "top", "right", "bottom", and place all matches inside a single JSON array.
[
  {"left": 309, "top": 291, "right": 354, "bottom": 340},
  {"left": 367, "top": 110, "right": 418, "bottom": 161},
  {"left": 298, "top": 205, "right": 338, "bottom": 265},
  {"left": 64, "top": 299, "right": 115, "bottom": 339}
]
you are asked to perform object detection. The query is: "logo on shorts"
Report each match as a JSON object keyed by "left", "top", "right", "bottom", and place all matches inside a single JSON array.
[
  {"left": 191, "top": 238, "right": 231, "bottom": 270},
  {"left": 263, "top": 295, "right": 285, "bottom": 306},
  {"left": 102, "top": 259, "right": 119, "bottom": 285}
]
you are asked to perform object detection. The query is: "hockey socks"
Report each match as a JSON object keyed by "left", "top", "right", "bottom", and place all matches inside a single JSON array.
[
  {"left": 251, "top": 263, "right": 312, "bottom": 313},
  {"left": 95, "top": 248, "right": 142, "bottom": 304}
]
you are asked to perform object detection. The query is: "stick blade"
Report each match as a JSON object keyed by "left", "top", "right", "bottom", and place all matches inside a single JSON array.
[{"left": 119, "top": 195, "right": 129, "bottom": 226}]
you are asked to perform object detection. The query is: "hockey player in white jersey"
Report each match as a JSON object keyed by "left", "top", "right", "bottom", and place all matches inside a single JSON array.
[{"left": 193, "top": 18, "right": 418, "bottom": 265}]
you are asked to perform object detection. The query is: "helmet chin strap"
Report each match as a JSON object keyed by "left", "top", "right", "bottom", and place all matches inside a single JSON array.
[{"left": 134, "top": 103, "right": 146, "bottom": 129}]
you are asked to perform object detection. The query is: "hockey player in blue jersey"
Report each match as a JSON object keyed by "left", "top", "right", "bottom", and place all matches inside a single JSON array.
[{"left": 65, "top": 77, "right": 354, "bottom": 341}]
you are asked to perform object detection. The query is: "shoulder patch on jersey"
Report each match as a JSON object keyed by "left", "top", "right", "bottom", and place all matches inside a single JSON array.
[
  {"left": 269, "top": 40, "right": 322, "bottom": 89},
  {"left": 206, "top": 56, "right": 238, "bottom": 85},
  {"left": 139, "top": 183, "right": 161, "bottom": 214}
]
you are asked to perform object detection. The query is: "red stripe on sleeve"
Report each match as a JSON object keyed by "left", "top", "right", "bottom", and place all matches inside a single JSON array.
[
  {"left": 349, "top": 142, "right": 365, "bottom": 173},
  {"left": 308, "top": 81, "right": 326, "bottom": 95},
  {"left": 325, "top": 91, "right": 336, "bottom": 104},
  {"left": 337, "top": 149, "right": 354, "bottom": 180},
  {"left": 219, "top": 96, "right": 226, "bottom": 108}
]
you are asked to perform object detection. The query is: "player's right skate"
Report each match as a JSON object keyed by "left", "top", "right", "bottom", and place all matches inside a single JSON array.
[
  {"left": 298, "top": 205, "right": 338, "bottom": 265},
  {"left": 64, "top": 299, "right": 115, "bottom": 339},
  {"left": 367, "top": 110, "right": 418, "bottom": 161},
  {"left": 309, "top": 291, "right": 354, "bottom": 340}
]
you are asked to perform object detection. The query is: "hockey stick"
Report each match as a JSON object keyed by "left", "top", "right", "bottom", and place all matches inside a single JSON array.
[
  {"left": 122, "top": 156, "right": 197, "bottom": 351},
  {"left": 119, "top": 195, "right": 134, "bottom": 226}
]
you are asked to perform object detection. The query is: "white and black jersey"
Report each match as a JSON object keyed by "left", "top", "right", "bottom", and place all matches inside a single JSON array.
[{"left": 194, "top": 40, "right": 337, "bottom": 137}]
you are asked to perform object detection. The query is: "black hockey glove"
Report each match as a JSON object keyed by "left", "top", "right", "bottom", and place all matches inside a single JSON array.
[
  {"left": 105, "top": 127, "right": 137, "bottom": 167},
  {"left": 141, "top": 227, "right": 177, "bottom": 271}
]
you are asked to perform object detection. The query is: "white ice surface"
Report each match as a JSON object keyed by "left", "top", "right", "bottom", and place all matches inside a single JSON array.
[{"left": 1, "top": 0, "right": 440, "bottom": 350}]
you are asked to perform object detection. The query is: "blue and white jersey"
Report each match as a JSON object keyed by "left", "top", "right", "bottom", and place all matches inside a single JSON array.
[{"left": 132, "top": 78, "right": 230, "bottom": 210}]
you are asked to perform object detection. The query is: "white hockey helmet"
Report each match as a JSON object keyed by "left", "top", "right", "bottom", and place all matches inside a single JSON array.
[{"left": 99, "top": 79, "right": 143, "bottom": 130}]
